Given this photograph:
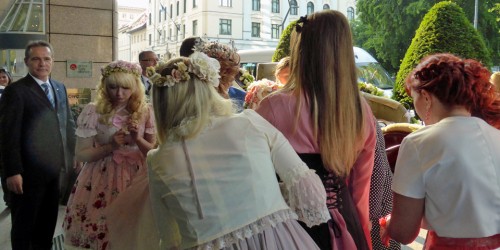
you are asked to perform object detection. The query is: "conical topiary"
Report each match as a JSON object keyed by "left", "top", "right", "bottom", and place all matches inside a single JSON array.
[
  {"left": 272, "top": 20, "right": 297, "bottom": 62},
  {"left": 392, "top": 1, "right": 491, "bottom": 108}
]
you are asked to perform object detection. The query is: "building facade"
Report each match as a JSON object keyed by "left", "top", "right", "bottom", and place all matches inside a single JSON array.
[{"left": 120, "top": 0, "right": 357, "bottom": 61}]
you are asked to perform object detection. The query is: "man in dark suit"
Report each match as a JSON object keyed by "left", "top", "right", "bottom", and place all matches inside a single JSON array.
[
  {"left": 138, "top": 50, "right": 158, "bottom": 96},
  {"left": 0, "top": 40, "right": 76, "bottom": 250}
]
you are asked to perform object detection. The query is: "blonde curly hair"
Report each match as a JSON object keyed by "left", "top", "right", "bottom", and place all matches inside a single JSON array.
[{"left": 95, "top": 70, "right": 148, "bottom": 125}]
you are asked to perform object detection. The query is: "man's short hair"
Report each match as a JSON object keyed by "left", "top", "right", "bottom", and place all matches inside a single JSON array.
[
  {"left": 25, "top": 40, "right": 54, "bottom": 59},
  {"left": 139, "top": 50, "right": 155, "bottom": 60}
]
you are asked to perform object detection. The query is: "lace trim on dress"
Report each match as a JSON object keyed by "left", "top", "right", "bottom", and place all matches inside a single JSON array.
[
  {"left": 280, "top": 164, "right": 331, "bottom": 227},
  {"left": 189, "top": 209, "right": 298, "bottom": 250}
]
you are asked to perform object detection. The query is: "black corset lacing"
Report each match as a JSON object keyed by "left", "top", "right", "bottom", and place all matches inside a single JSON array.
[{"left": 297, "top": 153, "right": 369, "bottom": 250}]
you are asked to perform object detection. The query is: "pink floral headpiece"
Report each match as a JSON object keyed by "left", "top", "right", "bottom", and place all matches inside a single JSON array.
[
  {"left": 101, "top": 60, "right": 142, "bottom": 78},
  {"left": 200, "top": 41, "right": 240, "bottom": 64},
  {"left": 148, "top": 52, "right": 221, "bottom": 88}
]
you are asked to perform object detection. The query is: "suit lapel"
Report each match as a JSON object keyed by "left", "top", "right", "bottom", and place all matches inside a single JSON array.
[{"left": 25, "top": 75, "right": 55, "bottom": 109}]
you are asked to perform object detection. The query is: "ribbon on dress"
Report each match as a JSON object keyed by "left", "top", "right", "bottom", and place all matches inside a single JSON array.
[
  {"left": 112, "top": 114, "right": 128, "bottom": 129},
  {"left": 113, "top": 149, "right": 143, "bottom": 165}
]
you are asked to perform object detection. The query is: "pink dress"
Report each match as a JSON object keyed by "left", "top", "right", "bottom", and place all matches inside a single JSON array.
[
  {"left": 63, "top": 104, "right": 155, "bottom": 250},
  {"left": 256, "top": 92, "right": 376, "bottom": 250}
]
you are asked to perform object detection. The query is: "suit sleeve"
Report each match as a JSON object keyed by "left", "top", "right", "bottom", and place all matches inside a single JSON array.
[
  {"left": 0, "top": 86, "right": 25, "bottom": 177},
  {"left": 63, "top": 86, "right": 77, "bottom": 157}
]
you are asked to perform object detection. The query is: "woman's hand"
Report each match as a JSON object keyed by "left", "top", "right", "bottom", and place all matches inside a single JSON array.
[
  {"left": 112, "top": 129, "right": 128, "bottom": 147},
  {"left": 127, "top": 119, "right": 140, "bottom": 142},
  {"left": 379, "top": 215, "right": 391, "bottom": 246}
]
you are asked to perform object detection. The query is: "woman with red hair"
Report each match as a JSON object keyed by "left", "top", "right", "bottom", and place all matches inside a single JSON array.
[{"left": 381, "top": 53, "right": 500, "bottom": 249}]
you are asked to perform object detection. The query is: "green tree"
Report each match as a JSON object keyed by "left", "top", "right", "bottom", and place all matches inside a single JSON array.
[
  {"left": 393, "top": 1, "right": 491, "bottom": 108},
  {"left": 355, "top": 0, "right": 500, "bottom": 74},
  {"left": 272, "top": 20, "right": 297, "bottom": 62}
]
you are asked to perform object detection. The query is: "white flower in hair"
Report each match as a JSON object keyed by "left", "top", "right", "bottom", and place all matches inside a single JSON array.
[{"left": 188, "top": 52, "right": 221, "bottom": 87}]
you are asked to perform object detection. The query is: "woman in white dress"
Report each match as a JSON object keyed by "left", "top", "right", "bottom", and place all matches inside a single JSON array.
[{"left": 145, "top": 51, "right": 330, "bottom": 249}]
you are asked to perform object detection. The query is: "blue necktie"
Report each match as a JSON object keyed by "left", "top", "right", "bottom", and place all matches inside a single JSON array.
[{"left": 42, "top": 82, "right": 55, "bottom": 108}]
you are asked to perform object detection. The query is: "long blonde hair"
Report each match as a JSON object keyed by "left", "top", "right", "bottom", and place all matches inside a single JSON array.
[
  {"left": 152, "top": 57, "right": 234, "bottom": 144},
  {"left": 283, "top": 10, "right": 366, "bottom": 176},
  {"left": 95, "top": 71, "right": 148, "bottom": 124}
]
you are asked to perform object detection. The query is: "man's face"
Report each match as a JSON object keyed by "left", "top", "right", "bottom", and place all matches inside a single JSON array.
[
  {"left": 24, "top": 46, "right": 53, "bottom": 81},
  {"left": 139, "top": 52, "right": 158, "bottom": 74}
]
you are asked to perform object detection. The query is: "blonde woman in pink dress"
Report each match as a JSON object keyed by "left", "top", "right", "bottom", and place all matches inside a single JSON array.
[
  {"left": 256, "top": 10, "right": 377, "bottom": 250},
  {"left": 63, "top": 60, "right": 156, "bottom": 250}
]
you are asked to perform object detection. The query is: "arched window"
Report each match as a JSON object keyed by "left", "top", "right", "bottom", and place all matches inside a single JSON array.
[
  {"left": 307, "top": 2, "right": 314, "bottom": 14},
  {"left": 323, "top": 4, "right": 330, "bottom": 10},
  {"left": 290, "top": 0, "right": 298, "bottom": 15},
  {"left": 347, "top": 7, "right": 355, "bottom": 21}
]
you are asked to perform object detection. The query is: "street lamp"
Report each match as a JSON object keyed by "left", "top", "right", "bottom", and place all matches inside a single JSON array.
[{"left": 474, "top": 0, "right": 478, "bottom": 29}]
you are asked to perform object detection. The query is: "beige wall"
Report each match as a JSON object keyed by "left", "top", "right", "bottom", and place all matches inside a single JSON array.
[{"left": 44, "top": 0, "right": 117, "bottom": 89}]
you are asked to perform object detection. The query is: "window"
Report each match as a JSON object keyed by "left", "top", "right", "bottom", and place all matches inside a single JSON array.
[
  {"left": 182, "top": 24, "right": 186, "bottom": 39},
  {"left": 159, "top": 10, "right": 162, "bottom": 22},
  {"left": 193, "top": 0, "right": 197, "bottom": 8},
  {"left": 251, "top": 22, "right": 260, "bottom": 37},
  {"left": 323, "top": 4, "right": 330, "bottom": 10},
  {"left": 252, "top": 0, "right": 260, "bottom": 11},
  {"left": 149, "top": 13, "right": 152, "bottom": 25},
  {"left": 169, "top": 28, "right": 172, "bottom": 40},
  {"left": 272, "top": 0, "right": 279, "bottom": 13},
  {"left": 176, "top": 1, "right": 179, "bottom": 16},
  {"left": 290, "top": 0, "right": 298, "bottom": 15},
  {"left": 170, "top": 4, "right": 173, "bottom": 18},
  {"left": 193, "top": 20, "right": 198, "bottom": 36},
  {"left": 272, "top": 24, "right": 280, "bottom": 39},
  {"left": 307, "top": 2, "right": 314, "bottom": 14},
  {"left": 219, "top": 19, "right": 232, "bottom": 35},
  {"left": 184, "top": 0, "right": 187, "bottom": 13},
  {"left": 347, "top": 7, "right": 355, "bottom": 21},
  {"left": 149, "top": 34, "right": 152, "bottom": 45},
  {"left": 220, "top": 0, "right": 231, "bottom": 7}
]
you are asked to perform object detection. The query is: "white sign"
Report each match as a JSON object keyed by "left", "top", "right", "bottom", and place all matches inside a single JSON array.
[{"left": 67, "top": 61, "right": 92, "bottom": 78}]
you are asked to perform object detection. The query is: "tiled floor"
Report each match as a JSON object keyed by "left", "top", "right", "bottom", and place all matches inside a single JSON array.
[{"left": 0, "top": 187, "right": 426, "bottom": 250}]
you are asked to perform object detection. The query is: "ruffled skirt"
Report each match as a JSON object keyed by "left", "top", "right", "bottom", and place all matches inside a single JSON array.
[{"left": 104, "top": 174, "right": 319, "bottom": 250}]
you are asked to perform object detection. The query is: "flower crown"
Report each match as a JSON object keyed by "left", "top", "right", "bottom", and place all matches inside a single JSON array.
[
  {"left": 148, "top": 52, "right": 221, "bottom": 88},
  {"left": 200, "top": 41, "right": 239, "bottom": 64},
  {"left": 101, "top": 60, "right": 142, "bottom": 78}
]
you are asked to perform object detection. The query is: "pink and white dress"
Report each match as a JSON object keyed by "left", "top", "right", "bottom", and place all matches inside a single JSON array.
[{"left": 63, "top": 103, "right": 155, "bottom": 250}]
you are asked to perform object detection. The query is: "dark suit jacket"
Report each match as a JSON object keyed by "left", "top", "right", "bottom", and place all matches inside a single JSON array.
[{"left": 0, "top": 74, "right": 76, "bottom": 185}]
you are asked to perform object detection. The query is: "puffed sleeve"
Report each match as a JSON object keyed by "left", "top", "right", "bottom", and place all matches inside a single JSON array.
[
  {"left": 245, "top": 110, "right": 330, "bottom": 227},
  {"left": 144, "top": 104, "right": 155, "bottom": 135},
  {"left": 75, "top": 103, "right": 99, "bottom": 138},
  {"left": 392, "top": 137, "right": 425, "bottom": 199}
]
